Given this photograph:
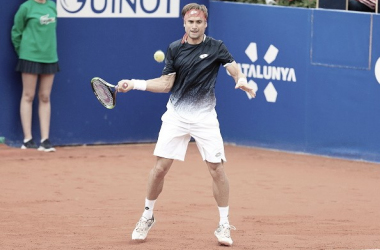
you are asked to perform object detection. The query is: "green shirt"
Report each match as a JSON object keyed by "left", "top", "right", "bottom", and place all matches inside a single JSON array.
[{"left": 11, "top": 0, "right": 58, "bottom": 63}]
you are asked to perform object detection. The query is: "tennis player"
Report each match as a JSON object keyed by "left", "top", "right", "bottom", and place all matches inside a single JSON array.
[{"left": 117, "top": 3, "right": 255, "bottom": 246}]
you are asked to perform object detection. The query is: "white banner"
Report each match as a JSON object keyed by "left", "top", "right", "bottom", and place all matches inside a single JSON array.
[{"left": 57, "top": 0, "right": 180, "bottom": 18}]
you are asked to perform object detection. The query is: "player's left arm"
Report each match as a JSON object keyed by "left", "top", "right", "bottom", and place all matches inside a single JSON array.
[{"left": 226, "top": 61, "right": 256, "bottom": 98}]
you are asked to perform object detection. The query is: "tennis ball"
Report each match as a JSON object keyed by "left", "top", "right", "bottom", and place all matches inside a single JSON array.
[{"left": 154, "top": 50, "right": 165, "bottom": 63}]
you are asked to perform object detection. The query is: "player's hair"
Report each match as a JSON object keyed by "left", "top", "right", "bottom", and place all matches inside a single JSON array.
[{"left": 181, "top": 3, "right": 208, "bottom": 20}]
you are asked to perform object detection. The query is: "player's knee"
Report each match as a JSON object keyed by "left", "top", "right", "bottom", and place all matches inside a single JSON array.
[
  {"left": 207, "top": 162, "right": 226, "bottom": 179},
  {"left": 206, "top": 161, "right": 223, "bottom": 171},
  {"left": 152, "top": 166, "right": 168, "bottom": 179}
]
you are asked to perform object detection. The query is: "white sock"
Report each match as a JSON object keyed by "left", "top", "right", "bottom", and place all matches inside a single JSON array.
[
  {"left": 218, "top": 206, "right": 229, "bottom": 225},
  {"left": 24, "top": 138, "right": 32, "bottom": 143},
  {"left": 142, "top": 198, "right": 156, "bottom": 219}
]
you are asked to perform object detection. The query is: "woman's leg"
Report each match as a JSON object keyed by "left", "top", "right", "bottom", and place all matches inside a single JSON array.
[
  {"left": 20, "top": 73, "right": 38, "bottom": 141},
  {"left": 38, "top": 74, "right": 55, "bottom": 141}
]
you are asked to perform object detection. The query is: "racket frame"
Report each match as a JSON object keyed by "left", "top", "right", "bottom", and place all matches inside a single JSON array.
[{"left": 91, "top": 77, "right": 117, "bottom": 109}]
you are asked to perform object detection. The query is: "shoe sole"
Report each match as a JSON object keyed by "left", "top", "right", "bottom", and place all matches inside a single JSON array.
[
  {"left": 218, "top": 240, "right": 233, "bottom": 246},
  {"left": 21, "top": 146, "right": 38, "bottom": 149},
  {"left": 38, "top": 147, "right": 56, "bottom": 152},
  {"left": 215, "top": 234, "right": 233, "bottom": 246}
]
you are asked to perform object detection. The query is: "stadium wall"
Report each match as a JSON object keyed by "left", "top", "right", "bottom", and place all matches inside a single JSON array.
[
  {"left": 211, "top": 2, "right": 380, "bottom": 162},
  {"left": 1, "top": 1, "right": 380, "bottom": 163}
]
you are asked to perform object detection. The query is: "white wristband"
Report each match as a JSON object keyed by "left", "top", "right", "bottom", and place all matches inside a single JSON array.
[
  {"left": 238, "top": 78, "right": 247, "bottom": 85},
  {"left": 132, "top": 79, "right": 147, "bottom": 91}
]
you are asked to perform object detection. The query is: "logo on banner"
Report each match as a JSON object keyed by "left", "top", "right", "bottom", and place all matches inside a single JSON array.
[
  {"left": 60, "top": 0, "right": 86, "bottom": 13},
  {"left": 238, "top": 42, "right": 297, "bottom": 103},
  {"left": 57, "top": 0, "right": 180, "bottom": 18}
]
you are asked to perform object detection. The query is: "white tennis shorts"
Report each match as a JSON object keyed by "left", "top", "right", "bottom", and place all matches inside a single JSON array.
[{"left": 153, "top": 108, "right": 226, "bottom": 163}]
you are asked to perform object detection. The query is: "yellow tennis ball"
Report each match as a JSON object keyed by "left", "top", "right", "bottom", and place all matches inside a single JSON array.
[{"left": 154, "top": 50, "right": 165, "bottom": 63}]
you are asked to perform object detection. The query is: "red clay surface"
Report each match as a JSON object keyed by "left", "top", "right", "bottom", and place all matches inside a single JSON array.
[{"left": 1, "top": 143, "right": 380, "bottom": 250}]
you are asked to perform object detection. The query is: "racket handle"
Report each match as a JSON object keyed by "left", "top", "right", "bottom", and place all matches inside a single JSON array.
[{"left": 117, "top": 82, "right": 128, "bottom": 92}]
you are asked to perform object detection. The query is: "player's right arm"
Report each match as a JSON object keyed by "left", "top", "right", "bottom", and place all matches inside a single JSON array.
[
  {"left": 117, "top": 73, "right": 175, "bottom": 93},
  {"left": 118, "top": 41, "right": 178, "bottom": 93}
]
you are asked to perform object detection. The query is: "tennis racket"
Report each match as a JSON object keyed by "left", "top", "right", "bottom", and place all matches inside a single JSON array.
[{"left": 91, "top": 77, "right": 119, "bottom": 109}]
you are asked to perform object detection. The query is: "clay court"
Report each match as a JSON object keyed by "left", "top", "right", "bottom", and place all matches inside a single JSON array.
[{"left": 1, "top": 143, "right": 379, "bottom": 249}]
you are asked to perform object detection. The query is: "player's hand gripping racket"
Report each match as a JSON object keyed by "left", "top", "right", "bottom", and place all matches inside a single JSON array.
[{"left": 91, "top": 77, "right": 127, "bottom": 109}]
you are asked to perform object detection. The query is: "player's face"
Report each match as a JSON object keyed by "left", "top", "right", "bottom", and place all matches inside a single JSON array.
[{"left": 184, "top": 17, "right": 207, "bottom": 44}]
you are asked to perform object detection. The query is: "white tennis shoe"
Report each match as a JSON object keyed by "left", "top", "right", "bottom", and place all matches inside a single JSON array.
[
  {"left": 214, "top": 223, "right": 236, "bottom": 246},
  {"left": 131, "top": 215, "right": 155, "bottom": 240}
]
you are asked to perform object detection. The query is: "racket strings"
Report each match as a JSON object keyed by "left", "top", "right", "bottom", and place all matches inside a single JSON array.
[{"left": 93, "top": 80, "right": 114, "bottom": 107}]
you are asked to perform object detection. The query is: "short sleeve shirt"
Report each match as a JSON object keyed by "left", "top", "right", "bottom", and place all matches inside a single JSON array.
[{"left": 162, "top": 35, "right": 234, "bottom": 122}]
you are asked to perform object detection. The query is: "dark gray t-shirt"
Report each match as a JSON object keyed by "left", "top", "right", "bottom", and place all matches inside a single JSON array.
[{"left": 162, "top": 35, "right": 234, "bottom": 122}]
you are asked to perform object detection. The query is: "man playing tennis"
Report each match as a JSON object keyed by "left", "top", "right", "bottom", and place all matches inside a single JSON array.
[{"left": 116, "top": 3, "right": 255, "bottom": 246}]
